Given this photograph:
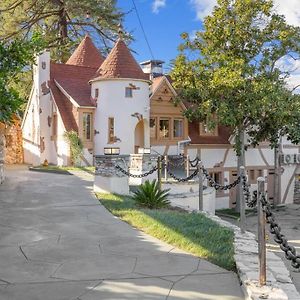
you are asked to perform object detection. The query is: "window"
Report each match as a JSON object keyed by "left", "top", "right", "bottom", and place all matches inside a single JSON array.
[
  {"left": 95, "top": 88, "right": 99, "bottom": 98},
  {"left": 125, "top": 87, "right": 133, "bottom": 98},
  {"left": 248, "top": 169, "right": 264, "bottom": 184},
  {"left": 83, "top": 113, "right": 92, "bottom": 140},
  {"left": 159, "top": 119, "right": 169, "bottom": 138},
  {"left": 173, "top": 119, "right": 183, "bottom": 138},
  {"left": 150, "top": 118, "right": 156, "bottom": 138},
  {"left": 108, "top": 117, "right": 115, "bottom": 143}
]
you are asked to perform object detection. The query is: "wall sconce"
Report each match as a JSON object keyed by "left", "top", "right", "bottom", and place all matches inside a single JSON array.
[
  {"left": 94, "top": 129, "right": 99, "bottom": 135},
  {"left": 129, "top": 83, "right": 140, "bottom": 90},
  {"left": 131, "top": 112, "right": 143, "bottom": 121},
  {"left": 104, "top": 147, "right": 120, "bottom": 155}
]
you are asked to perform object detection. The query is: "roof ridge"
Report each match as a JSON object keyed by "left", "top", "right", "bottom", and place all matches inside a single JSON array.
[
  {"left": 92, "top": 38, "right": 148, "bottom": 81},
  {"left": 66, "top": 35, "right": 105, "bottom": 68}
]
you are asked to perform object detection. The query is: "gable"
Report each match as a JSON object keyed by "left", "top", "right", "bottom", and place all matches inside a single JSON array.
[{"left": 151, "top": 78, "right": 184, "bottom": 116}]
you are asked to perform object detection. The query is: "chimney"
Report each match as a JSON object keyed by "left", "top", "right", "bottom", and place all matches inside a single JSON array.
[{"left": 140, "top": 60, "right": 164, "bottom": 79}]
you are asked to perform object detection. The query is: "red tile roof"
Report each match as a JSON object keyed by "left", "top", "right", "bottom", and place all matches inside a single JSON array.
[
  {"left": 66, "top": 35, "right": 105, "bottom": 68},
  {"left": 188, "top": 121, "right": 231, "bottom": 144},
  {"left": 50, "top": 62, "right": 96, "bottom": 107},
  {"left": 93, "top": 39, "right": 148, "bottom": 81},
  {"left": 48, "top": 80, "right": 78, "bottom": 132}
]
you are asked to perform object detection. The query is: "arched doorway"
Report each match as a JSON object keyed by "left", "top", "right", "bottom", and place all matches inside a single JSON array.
[{"left": 134, "top": 120, "right": 144, "bottom": 153}]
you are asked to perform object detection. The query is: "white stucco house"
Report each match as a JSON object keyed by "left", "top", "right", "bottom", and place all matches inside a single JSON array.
[{"left": 22, "top": 32, "right": 300, "bottom": 207}]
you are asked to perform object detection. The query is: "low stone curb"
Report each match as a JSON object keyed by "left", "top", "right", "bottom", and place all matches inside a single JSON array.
[
  {"left": 172, "top": 203, "right": 300, "bottom": 300},
  {"left": 207, "top": 213, "right": 300, "bottom": 300}
]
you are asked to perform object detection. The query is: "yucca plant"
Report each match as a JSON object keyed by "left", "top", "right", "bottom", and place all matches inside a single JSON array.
[{"left": 133, "top": 180, "right": 170, "bottom": 209}]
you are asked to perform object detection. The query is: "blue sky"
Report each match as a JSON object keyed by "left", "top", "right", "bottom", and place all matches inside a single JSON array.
[
  {"left": 117, "top": 0, "right": 300, "bottom": 89},
  {"left": 117, "top": 0, "right": 204, "bottom": 71}
]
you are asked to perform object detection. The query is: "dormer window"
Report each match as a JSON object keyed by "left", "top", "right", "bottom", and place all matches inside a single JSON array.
[{"left": 125, "top": 87, "right": 133, "bottom": 98}]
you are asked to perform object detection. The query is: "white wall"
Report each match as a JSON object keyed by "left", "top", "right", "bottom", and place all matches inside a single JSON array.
[
  {"left": 22, "top": 51, "right": 51, "bottom": 166},
  {"left": 92, "top": 79, "right": 150, "bottom": 155}
]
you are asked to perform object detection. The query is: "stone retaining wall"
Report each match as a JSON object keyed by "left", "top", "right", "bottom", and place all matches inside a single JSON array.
[
  {"left": 174, "top": 201, "right": 300, "bottom": 300},
  {"left": 0, "top": 126, "right": 5, "bottom": 184},
  {"left": 208, "top": 214, "right": 300, "bottom": 300}
]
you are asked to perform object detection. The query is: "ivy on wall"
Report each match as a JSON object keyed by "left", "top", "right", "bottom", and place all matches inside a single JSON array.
[{"left": 64, "top": 131, "right": 83, "bottom": 166}]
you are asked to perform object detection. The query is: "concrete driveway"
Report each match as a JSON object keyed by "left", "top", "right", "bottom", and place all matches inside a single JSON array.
[{"left": 0, "top": 166, "right": 244, "bottom": 300}]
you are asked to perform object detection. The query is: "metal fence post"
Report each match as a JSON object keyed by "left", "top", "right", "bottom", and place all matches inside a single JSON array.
[
  {"left": 186, "top": 154, "right": 190, "bottom": 178},
  {"left": 257, "top": 177, "right": 266, "bottom": 286},
  {"left": 239, "top": 166, "right": 246, "bottom": 233},
  {"left": 164, "top": 155, "right": 167, "bottom": 181},
  {"left": 157, "top": 156, "right": 162, "bottom": 190},
  {"left": 198, "top": 158, "right": 203, "bottom": 211}
]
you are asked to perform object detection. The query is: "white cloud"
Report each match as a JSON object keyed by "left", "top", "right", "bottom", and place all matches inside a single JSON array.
[
  {"left": 189, "top": 0, "right": 216, "bottom": 21},
  {"left": 189, "top": 0, "right": 300, "bottom": 26},
  {"left": 273, "top": 0, "right": 300, "bottom": 27},
  {"left": 276, "top": 56, "right": 300, "bottom": 92},
  {"left": 152, "top": 0, "right": 166, "bottom": 14}
]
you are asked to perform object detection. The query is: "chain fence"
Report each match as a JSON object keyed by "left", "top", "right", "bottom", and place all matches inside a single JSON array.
[
  {"left": 201, "top": 165, "right": 241, "bottom": 191},
  {"left": 115, "top": 164, "right": 158, "bottom": 178},
  {"left": 165, "top": 166, "right": 199, "bottom": 182},
  {"left": 101, "top": 154, "right": 300, "bottom": 270},
  {"left": 258, "top": 192, "right": 300, "bottom": 270}
]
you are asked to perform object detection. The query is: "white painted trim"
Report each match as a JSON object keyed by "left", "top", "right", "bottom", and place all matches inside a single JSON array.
[
  {"left": 150, "top": 75, "right": 187, "bottom": 111},
  {"left": 21, "top": 85, "right": 34, "bottom": 129},
  {"left": 150, "top": 76, "right": 177, "bottom": 98},
  {"left": 54, "top": 80, "right": 80, "bottom": 108},
  {"left": 89, "top": 77, "right": 151, "bottom": 84}
]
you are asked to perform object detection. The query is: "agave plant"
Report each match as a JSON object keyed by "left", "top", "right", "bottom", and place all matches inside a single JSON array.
[{"left": 133, "top": 180, "right": 170, "bottom": 209}]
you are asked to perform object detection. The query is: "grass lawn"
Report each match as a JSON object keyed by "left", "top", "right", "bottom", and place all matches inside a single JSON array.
[
  {"left": 216, "top": 208, "right": 255, "bottom": 220},
  {"left": 96, "top": 193, "right": 236, "bottom": 271}
]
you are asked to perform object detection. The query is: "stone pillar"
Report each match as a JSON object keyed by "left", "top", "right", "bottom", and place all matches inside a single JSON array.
[
  {"left": 128, "top": 154, "right": 158, "bottom": 186},
  {"left": 94, "top": 155, "right": 130, "bottom": 195}
]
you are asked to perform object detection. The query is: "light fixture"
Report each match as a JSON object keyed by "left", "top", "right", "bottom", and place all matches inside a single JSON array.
[
  {"left": 104, "top": 147, "right": 120, "bottom": 155},
  {"left": 131, "top": 112, "right": 143, "bottom": 121},
  {"left": 138, "top": 148, "right": 151, "bottom": 154}
]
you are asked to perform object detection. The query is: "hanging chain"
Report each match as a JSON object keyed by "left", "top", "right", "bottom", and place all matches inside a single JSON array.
[
  {"left": 201, "top": 165, "right": 241, "bottom": 191},
  {"left": 115, "top": 164, "right": 158, "bottom": 178},
  {"left": 242, "top": 175, "right": 258, "bottom": 207},
  {"left": 189, "top": 157, "right": 200, "bottom": 168},
  {"left": 259, "top": 193, "right": 300, "bottom": 269},
  {"left": 165, "top": 166, "right": 199, "bottom": 182},
  {"left": 166, "top": 155, "right": 187, "bottom": 167}
]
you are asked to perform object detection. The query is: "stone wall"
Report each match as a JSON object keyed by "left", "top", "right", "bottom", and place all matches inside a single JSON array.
[
  {"left": 293, "top": 178, "right": 300, "bottom": 204},
  {"left": 0, "top": 124, "right": 5, "bottom": 184},
  {"left": 4, "top": 118, "right": 23, "bottom": 164}
]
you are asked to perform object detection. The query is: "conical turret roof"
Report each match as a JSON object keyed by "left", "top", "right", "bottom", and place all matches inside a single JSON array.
[
  {"left": 93, "top": 38, "right": 148, "bottom": 81},
  {"left": 66, "top": 35, "right": 105, "bottom": 68}
]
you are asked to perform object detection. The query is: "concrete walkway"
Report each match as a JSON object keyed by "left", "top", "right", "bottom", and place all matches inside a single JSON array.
[{"left": 0, "top": 166, "right": 244, "bottom": 300}]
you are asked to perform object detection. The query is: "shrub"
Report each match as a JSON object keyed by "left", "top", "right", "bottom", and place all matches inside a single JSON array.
[
  {"left": 64, "top": 130, "right": 83, "bottom": 166},
  {"left": 133, "top": 180, "right": 170, "bottom": 209}
]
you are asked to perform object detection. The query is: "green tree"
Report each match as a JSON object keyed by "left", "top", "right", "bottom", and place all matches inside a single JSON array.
[
  {"left": 0, "top": 35, "right": 43, "bottom": 122},
  {"left": 172, "top": 0, "right": 300, "bottom": 152},
  {"left": 172, "top": 0, "right": 300, "bottom": 206},
  {"left": 0, "top": 0, "right": 123, "bottom": 60}
]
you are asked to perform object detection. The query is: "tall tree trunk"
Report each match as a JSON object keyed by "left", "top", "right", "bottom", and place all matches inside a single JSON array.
[{"left": 236, "top": 128, "right": 245, "bottom": 212}]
